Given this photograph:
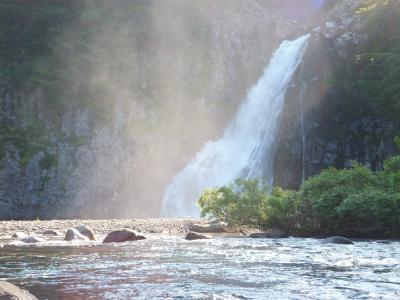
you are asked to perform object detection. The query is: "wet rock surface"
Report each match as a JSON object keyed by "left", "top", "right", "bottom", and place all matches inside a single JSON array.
[{"left": 0, "top": 281, "right": 38, "bottom": 300}]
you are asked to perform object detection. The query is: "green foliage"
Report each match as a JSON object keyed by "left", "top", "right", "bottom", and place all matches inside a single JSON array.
[
  {"left": 198, "top": 178, "right": 269, "bottom": 227},
  {"left": 299, "top": 164, "right": 378, "bottom": 234},
  {"left": 199, "top": 155, "right": 400, "bottom": 237},
  {"left": 329, "top": 0, "right": 400, "bottom": 123}
]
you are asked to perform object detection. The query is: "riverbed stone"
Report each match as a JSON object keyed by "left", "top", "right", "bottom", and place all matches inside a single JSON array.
[
  {"left": 185, "top": 231, "right": 211, "bottom": 240},
  {"left": 323, "top": 236, "right": 354, "bottom": 244},
  {"left": 73, "top": 225, "right": 95, "bottom": 240},
  {"left": 0, "top": 281, "right": 38, "bottom": 300},
  {"left": 64, "top": 228, "right": 89, "bottom": 241},
  {"left": 103, "top": 229, "right": 146, "bottom": 243},
  {"left": 189, "top": 222, "right": 228, "bottom": 233}
]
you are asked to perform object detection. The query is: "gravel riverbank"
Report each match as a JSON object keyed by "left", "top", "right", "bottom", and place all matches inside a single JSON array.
[{"left": 0, "top": 218, "right": 199, "bottom": 240}]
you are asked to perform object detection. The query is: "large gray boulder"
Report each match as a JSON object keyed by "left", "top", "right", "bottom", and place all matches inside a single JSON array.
[
  {"left": 0, "top": 281, "right": 38, "bottom": 300},
  {"left": 323, "top": 236, "right": 354, "bottom": 245},
  {"left": 103, "top": 229, "right": 146, "bottom": 243},
  {"left": 64, "top": 228, "right": 89, "bottom": 241},
  {"left": 185, "top": 231, "right": 211, "bottom": 240}
]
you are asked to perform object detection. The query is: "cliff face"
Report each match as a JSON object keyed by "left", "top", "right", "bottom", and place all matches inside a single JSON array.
[
  {"left": 0, "top": 0, "right": 307, "bottom": 219},
  {"left": 273, "top": 0, "right": 400, "bottom": 189}
]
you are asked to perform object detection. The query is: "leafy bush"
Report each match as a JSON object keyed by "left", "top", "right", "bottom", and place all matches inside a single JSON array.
[
  {"left": 198, "top": 155, "right": 400, "bottom": 237},
  {"left": 198, "top": 178, "right": 269, "bottom": 227},
  {"left": 299, "top": 164, "right": 379, "bottom": 234}
]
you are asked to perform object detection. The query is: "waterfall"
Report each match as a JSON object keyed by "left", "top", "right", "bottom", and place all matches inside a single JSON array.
[{"left": 161, "top": 34, "right": 310, "bottom": 217}]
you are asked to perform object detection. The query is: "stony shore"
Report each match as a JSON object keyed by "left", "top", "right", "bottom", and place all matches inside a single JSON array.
[{"left": 0, "top": 218, "right": 200, "bottom": 240}]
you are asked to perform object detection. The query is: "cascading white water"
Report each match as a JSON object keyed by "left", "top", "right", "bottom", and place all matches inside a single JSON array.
[{"left": 161, "top": 34, "right": 310, "bottom": 217}]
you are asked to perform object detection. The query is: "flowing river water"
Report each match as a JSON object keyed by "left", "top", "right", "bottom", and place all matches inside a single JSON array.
[{"left": 1, "top": 236, "right": 399, "bottom": 299}]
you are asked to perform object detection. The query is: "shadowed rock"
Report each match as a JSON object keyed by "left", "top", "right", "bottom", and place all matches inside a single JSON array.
[
  {"left": 0, "top": 281, "right": 38, "bottom": 300},
  {"left": 323, "top": 236, "right": 354, "bottom": 244},
  {"left": 103, "top": 229, "right": 146, "bottom": 243},
  {"left": 64, "top": 228, "right": 89, "bottom": 241},
  {"left": 185, "top": 231, "right": 211, "bottom": 240}
]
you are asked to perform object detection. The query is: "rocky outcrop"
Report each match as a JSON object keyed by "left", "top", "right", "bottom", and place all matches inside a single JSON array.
[
  {"left": 102, "top": 229, "right": 145, "bottom": 243},
  {"left": 273, "top": 0, "right": 399, "bottom": 189},
  {"left": 0, "top": 281, "right": 38, "bottom": 300}
]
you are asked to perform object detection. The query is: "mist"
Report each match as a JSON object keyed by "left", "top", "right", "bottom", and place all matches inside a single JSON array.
[{"left": 49, "top": 0, "right": 319, "bottom": 217}]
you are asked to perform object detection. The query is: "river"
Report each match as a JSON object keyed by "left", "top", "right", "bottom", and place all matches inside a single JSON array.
[{"left": 1, "top": 236, "right": 399, "bottom": 299}]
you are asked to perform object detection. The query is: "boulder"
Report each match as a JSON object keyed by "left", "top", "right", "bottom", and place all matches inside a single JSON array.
[
  {"left": 42, "top": 230, "right": 60, "bottom": 236},
  {"left": 0, "top": 281, "right": 38, "bottom": 300},
  {"left": 249, "top": 229, "right": 287, "bottom": 239},
  {"left": 73, "top": 225, "right": 95, "bottom": 240},
  {"left": 12, "top": 232, "right": 27, "bottom": 239},
  {"left": 189, "top": 222, "right": 228, "bottom": 233},
  {"left": 185, "top": 231, "right": 211, "bottom": 240},
  {"left": 103, "top": 229, "right": 145, "bottom": 243},
  {"left": 323, "top": 236, "right": 354, "bottom": 245},
  {"left": 64, "top": 228, "right": 89, "bottom": 241},
  {"left": 20, "top": 236, "right": 43, "bottom": 244}
]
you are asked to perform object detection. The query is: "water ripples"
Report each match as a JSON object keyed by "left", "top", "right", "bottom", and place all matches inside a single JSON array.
[{"left": 0, "top": 237, "right": 399, "bottom": 299}]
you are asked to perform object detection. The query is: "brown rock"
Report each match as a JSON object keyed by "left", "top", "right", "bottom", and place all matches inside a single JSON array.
[
  {"left": 0, "top": 281, "right": 38, "bottom": 300},
  {"left": 185, "top": 231, "right": 211, "bottom": 240},
  {"left": 103, "top": 229, "right": 146, "bottom": 243}
]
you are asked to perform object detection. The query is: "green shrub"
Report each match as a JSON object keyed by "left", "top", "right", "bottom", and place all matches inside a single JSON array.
[
  {"left": 198, "top": 178, "right": 269, "bottom": 227},
  {"left": 299, "top": 164, "right": 378, "bottom": 234},
  {"left": 198, "top": 155, "right": 400, "bottom": 237}
]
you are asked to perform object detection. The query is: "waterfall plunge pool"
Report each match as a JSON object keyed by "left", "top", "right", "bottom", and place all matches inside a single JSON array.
[{"left": 1, "top": 236, "right": 399, "bottom": 299}]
